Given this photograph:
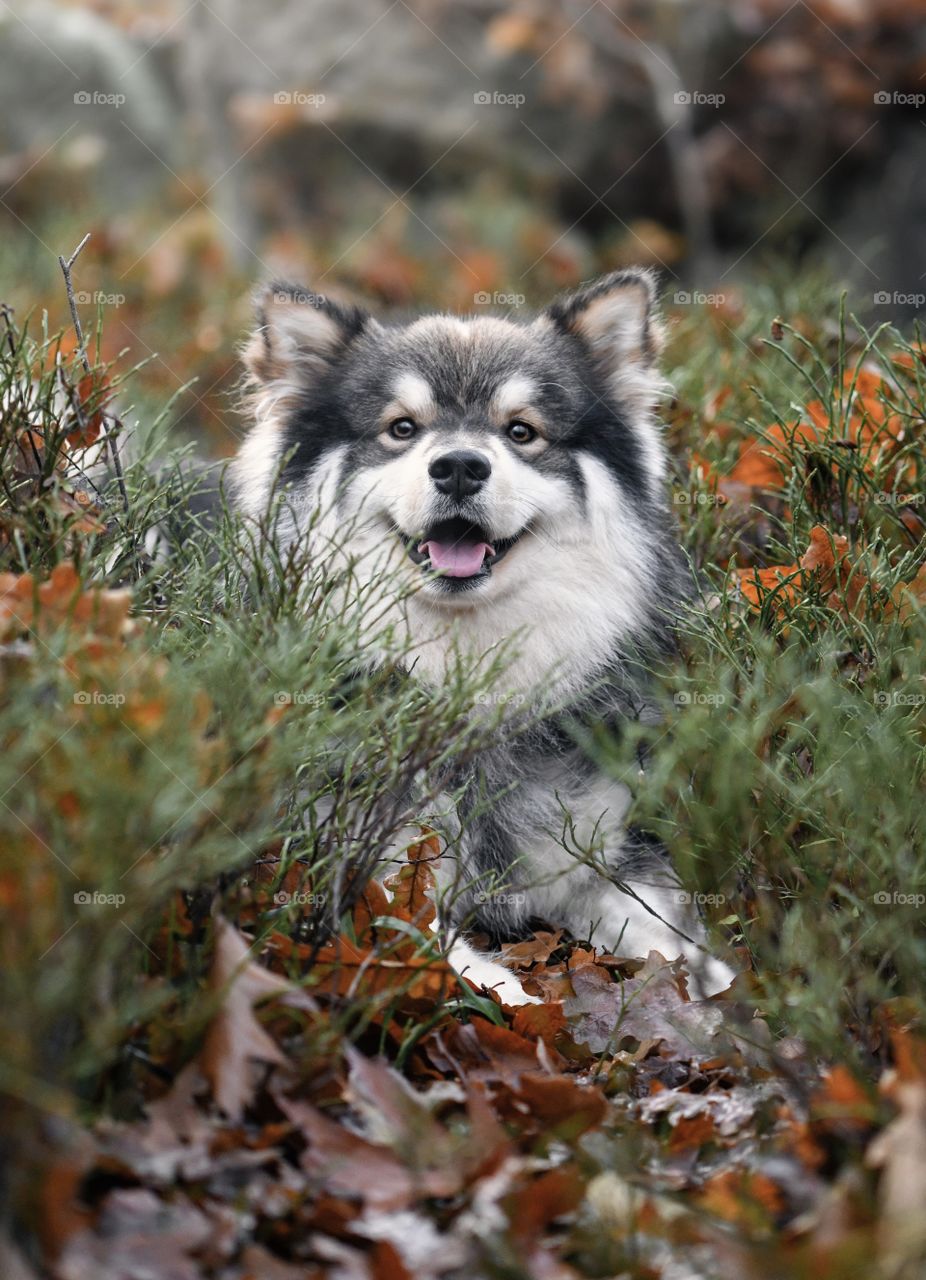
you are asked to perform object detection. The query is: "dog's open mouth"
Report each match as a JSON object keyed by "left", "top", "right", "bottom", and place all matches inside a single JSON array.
[{"left": 404, "top": 517, "right": 521, "bottom": 582}]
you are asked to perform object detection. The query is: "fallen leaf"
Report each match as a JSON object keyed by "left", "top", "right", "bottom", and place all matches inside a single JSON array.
[
  {"left": 563, "top": 952, "right": 732, "bottom": 1060},
  {"left": 199, "top": 918, "right": 291, "bottom": 1120}
]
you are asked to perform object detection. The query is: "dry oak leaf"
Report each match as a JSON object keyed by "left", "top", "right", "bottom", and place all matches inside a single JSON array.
[
  {"left": 728, "top": 419, "right": 822, "bottom": 490},
  {"left": 727, "top": 370, "right": 907, "bottom": 494},
  {"left": 287, "top": 1074, "right": 508, "bottom": 1215},
  {"left": 511, "top": 1000, "right": 568, "bottom": 1048},
  {"left": 298, "top": 930, "right": 458, "bottom": 1006},
  {"left": 381, "top": 829, "right": 441, "bottom": 933},
  {"left": 734, "top": 525, "right": 874, "bottom": 618},
  {"left": 505, "top": 1165, "right": 586, "bottom": 1244},
  {"left": 199, "top": 918, "right": 292, "bottom": 1120},
  {"left": 0, "top": 563, "right": 132, "bottom": 642},
  {"left": 563, "top": 952, "right": 732, "bottom": 1060},
  {"left": 426, "top": 1016, "right": 566, "bottom": 1085}
]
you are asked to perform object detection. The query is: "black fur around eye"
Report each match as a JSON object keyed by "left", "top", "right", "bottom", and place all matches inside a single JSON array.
[
  {"left": 389, "top": 418, "right": 417, "bottom": 441},
  {"left": 507, "top": 420, "right": 536, "bottom": 444}
]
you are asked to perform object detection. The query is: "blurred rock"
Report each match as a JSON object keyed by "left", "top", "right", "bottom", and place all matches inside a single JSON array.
[{"left": 0, "top": 0, "right": 181, "bottom": 200}]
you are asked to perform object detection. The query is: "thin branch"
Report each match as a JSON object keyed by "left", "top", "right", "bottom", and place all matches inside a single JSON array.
[
  {"left": 56, "top": 234, "right": 130, "bottom": 517},
  {"left": 57, "top": 233, "right": 92, "bottom": 375}
]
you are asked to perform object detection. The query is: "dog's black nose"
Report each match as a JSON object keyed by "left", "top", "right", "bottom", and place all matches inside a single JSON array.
[{"left": 428, "top": 449, "right": 492, "bottom": 500}]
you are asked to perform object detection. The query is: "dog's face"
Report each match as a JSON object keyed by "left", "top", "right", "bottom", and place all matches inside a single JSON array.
[{"left": 234, "top": 271, "right": 683, "bottom": 687}]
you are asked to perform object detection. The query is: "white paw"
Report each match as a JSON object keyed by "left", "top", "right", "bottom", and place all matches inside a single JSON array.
[
  {"left": 687, "top": 954, "right": 737, "bottom": 999},
  {"left": 447, "top": 935, "right": 541, "bottom": 1005}
]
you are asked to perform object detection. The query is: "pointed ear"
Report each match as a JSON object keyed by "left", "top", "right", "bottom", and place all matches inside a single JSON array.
[
  {"left": 243, "top": 281, "right": 371, "bottom": 386},
  {"left": 543, "top": 268, "right": 664, "bottom": 414}
]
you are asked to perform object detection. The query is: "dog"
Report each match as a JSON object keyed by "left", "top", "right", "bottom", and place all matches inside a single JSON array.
[{"left": 231, "top": 269, "right": 735, "bottom": 1002}]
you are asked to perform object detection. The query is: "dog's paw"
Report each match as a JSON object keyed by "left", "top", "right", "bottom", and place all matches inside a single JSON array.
[
  {"left": 448, "top": 936, "right": 541, "bottom": 1005},
  {"left": 488, "top": 975, "right": 542, "bottom": 1007}
]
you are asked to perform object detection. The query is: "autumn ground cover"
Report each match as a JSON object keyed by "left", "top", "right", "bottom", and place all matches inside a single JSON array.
[{"left": 1, "top": 267, "right": 925, "bottom": 1280}]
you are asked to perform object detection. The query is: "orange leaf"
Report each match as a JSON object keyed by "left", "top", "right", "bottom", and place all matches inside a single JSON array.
[
  {"left": 668, "top": 1110, "right": 717, "bottom": 1152},
  {"left": 68, "top": 370, "right": 109, "bottom": 447}
]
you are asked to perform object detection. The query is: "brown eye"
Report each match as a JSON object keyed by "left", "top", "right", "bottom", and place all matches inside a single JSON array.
[
  {"left": 507, "top": 420, "right": 536, "bottom": 444},
  {"left": 389, "top": 418, "right": 416, "bottom": 441}
]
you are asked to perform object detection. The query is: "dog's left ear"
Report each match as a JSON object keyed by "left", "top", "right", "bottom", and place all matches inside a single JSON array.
[{"left": 542, "top": 268, "right": 664, "bottom": 416}]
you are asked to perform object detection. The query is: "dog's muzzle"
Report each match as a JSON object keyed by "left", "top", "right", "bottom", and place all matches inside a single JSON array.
[{"left": 403, "top": 515, "right": 522, "bottom": 586}]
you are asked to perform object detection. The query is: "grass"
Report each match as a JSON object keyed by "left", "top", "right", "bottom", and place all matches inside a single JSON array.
[{"left": 1, "top": 270, "right": 925, "bottom": 1274}]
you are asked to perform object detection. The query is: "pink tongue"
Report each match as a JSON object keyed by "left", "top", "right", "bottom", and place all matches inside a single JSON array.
[{"left": 419, "top": 538, "right": 494, "bottom": 578}]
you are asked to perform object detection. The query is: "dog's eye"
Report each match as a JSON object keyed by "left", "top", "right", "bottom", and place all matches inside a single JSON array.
[
  {"left": 388, "top": 418, "right": 417, "bottom": 441},
  {"left": 507, "top": 420, "right": 536, "bottom": 445}
]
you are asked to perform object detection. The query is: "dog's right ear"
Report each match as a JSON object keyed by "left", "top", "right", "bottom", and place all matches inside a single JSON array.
[{"left": 244, "top": 282, "right": 370, "bottom": 386}]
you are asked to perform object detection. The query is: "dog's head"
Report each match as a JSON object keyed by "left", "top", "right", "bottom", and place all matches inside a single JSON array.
[{"left": 234, "top": 271, "right": 683, "bottom": 685}]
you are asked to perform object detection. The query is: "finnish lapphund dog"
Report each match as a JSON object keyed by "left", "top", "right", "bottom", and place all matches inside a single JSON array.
[{"left": 232, "top": 269, "right": 734, "bottom": 1001}]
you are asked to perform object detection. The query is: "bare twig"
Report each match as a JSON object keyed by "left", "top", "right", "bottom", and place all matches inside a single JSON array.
[
  {"left": 57, "top": 233, "right": 92, "bottom": 375},
  {"left": 57, "top": 234, "right": 130, "bottom": 516}
]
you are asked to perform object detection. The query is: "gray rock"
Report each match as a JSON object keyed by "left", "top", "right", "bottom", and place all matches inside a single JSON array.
[{"left": 0, "top": 0, "right": 181, "bottom": 198}]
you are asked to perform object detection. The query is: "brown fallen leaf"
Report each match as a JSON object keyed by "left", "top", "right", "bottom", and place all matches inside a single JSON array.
[
  {"left": 291, "top": 1103, "right": 462, "bottom": 1212},
  {"left": 381, "top": 829, "right": 441, "bottom": 935},
  {"left": 511, "top": 1000, "right": 568, "bottom": 1048},
  {"left": 426, "top": 1017, "right": 565, "bottom": 1085},
  {"left": 199, "top": 918, "right": 292, "bottom": 1120},
  {"left": 698, "top": 1169, "right": 785, "bottom": 1228},
  {"left": 509, "top": 1073, "right": 608, "bottom": 1141},
  {"left": 68, "top": 370, "right": 110, "bottom": 448},
  {"left": 563, "top": 952, "right": 732, "bottom": 1061},
  {"left": 505, "top": 1165, "right": 586, "bottom": 1243},
  {"left": 733, "top": 525, "right": 877, "bottom": 620}
]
